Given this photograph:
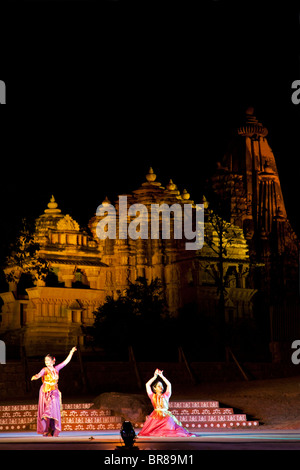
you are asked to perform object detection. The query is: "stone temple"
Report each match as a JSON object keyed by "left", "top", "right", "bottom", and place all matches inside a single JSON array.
[
  {"left": 1, "top": 174, "right": 253, "bottom": 356},
  {"left": 211, "top": 107, "right": 299, "bottom": 300},
  {"left": 0, "top": 110, "right": 298, "bottom": 358}
]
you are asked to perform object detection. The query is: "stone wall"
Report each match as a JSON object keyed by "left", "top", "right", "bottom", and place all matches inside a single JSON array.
[
  {"left": 1, "top": 360, "right": 300, "bottom": 401},
  {"left": 0, "top": 362, "right": 27, "bottom": 399}
]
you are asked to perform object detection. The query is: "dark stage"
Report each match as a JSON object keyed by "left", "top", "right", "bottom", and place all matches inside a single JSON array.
[{"left": 1, "top": 429, "right": 300, "bottom": 450}]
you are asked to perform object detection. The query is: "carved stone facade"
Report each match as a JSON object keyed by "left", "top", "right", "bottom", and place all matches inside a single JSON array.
[{"left": 210, "top": 108, "right": 299, "bottom": 300}]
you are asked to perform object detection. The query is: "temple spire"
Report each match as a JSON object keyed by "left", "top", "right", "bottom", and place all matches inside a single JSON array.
[
  {"left": 145, "top": 167, "right": 157, "bottom": 182},
  {"left": 44, "top": 195, "right": 61, "bottom": 215},
  {"left": 237, "top": 107, "right": 268, "bottom": 138}
]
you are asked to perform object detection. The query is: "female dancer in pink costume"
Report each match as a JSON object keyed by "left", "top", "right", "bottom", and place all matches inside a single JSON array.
[
  {"left": 31, "top": 347, "right": 77, "bottom": 436},
  {"left": 138, "top": 369, "right": 194, "bottom": 437}
]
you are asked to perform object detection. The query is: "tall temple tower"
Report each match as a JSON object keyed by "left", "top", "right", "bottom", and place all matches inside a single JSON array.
[{"left": 211, "top": 107, "right": 299, "bottom": 301}]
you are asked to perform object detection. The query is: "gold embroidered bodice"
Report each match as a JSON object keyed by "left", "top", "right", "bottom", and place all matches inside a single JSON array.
[{"left": 42, "top": 367, "right": 59, "bottom": 393}]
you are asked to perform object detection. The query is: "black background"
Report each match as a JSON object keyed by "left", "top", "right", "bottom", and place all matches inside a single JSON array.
[
  {"left": 0, "top": 0, "right": 299, "bottom": 256},
  {"left": 0, "top": 2, "right": 300, "bottom": 459}
]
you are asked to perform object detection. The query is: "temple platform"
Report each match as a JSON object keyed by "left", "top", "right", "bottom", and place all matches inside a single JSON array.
[{"left": 0, "top": 399, "right": 259, "bottom": 433}]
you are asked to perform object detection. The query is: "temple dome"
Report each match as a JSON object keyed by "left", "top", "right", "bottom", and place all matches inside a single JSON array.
[
  {"left": 44, "top": 195, "right": 61, "bottom": 214},
  {"left": 181, "top": 189, "right": 190, "bottom": 200},
  {"left": 237, "top": 108, "right": 268, "bottom": 137},
  {"left": 166, "top": 179, "right": 176, "bottom": 191},
  {"left": 145, "top": 167, "right": 157, "bottom": 182},
  {"left": 57, "top": 214, "right": 80, "bottom": 232},
  {"left": 34, "top": 196, "right": 65, "bottom": 243}
]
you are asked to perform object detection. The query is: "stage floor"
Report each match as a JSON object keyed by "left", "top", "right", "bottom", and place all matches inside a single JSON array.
[{"left": 2, "top": 429, "right": 300, "bottom": 450}]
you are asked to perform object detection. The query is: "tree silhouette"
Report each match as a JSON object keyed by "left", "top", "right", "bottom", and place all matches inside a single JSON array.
[
  {"left": 92, "top": 276, "right": 168, "bottom": 357},
  {"left": 4, "top": 218, "right": 49, "bottom": 287}
]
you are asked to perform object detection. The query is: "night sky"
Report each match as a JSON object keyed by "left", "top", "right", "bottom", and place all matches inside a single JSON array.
[{"left": 0, "top": 1, "right": 299, "bottom": 261}]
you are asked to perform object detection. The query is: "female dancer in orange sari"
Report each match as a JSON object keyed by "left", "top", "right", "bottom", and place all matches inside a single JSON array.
[
  {"left": 138, "top": 369, "right": 194, "bottom": 437},
  {"left": 31, "top": 347, "right": 77, "bottom": 436}
]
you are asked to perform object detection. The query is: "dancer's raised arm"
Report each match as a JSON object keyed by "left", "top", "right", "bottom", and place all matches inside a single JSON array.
[
  {"left": 157, "top": 370, "right": 172, "bottom": 397},
  {"left": 145, "top": 371, "right": 158, "bottom": 396},
  {"left": 56, "top": 347, "right": 77, "bottom": 371}
]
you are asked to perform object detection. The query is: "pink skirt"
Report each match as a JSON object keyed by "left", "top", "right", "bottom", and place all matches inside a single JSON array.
[
  {"left": 138, "top": 410, "right": 193, "bottom": 437},
  {"left": 37, "top": 387, "right": 62, "bottom": 436}
]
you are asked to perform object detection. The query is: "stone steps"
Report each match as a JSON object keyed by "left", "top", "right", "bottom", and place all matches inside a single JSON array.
[
  {"left": 169, "top": 408, "right": 234, "bottom": 415},
  {"left": 61, "top": 406, "right": 123, "bottom": 431},
  {"left": 0, "top": 403, "right": 122, "bottom": 432},
  {"left": 0, "top": 402, "right": 124, "bottom": 432},
  {"left": 0, "top": 404, "right": 39, "bottom": 431},
  {"left": 169, "top": 400, "right": 259, "bottom": 429},
  {"left": 0, "top": 400, "right": 259, "bottom": 432}
]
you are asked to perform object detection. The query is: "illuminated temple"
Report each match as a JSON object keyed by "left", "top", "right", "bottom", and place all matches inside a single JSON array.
[
  {"left": 211, "top": 108, "right": 299, "bottom": 300},
  {"left": 1, "top": 175, "right": 252, "bottom": 356},
  {"left": 0, "top": 109, "right": 299, "bottom": 357}
]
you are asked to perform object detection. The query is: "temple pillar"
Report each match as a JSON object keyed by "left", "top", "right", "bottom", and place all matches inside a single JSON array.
[{"left": 57, "top": 267, "right": 75, "bottom": 287}]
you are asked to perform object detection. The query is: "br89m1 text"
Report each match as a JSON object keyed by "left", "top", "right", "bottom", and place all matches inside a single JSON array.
[{"left": 148, "top": 454, "right": 193, "bottom": 465}]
